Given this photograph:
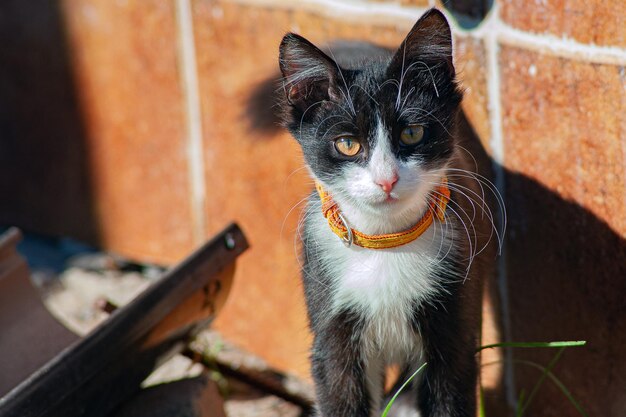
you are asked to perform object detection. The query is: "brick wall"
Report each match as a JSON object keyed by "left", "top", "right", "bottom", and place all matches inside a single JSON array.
[{"left": 2, "top": 1, "right": 625, "bottom": 415}]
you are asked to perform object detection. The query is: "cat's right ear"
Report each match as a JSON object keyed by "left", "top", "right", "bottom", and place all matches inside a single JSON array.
[{"left": 279, "top": 33, "right": 340, "bottom": 111}]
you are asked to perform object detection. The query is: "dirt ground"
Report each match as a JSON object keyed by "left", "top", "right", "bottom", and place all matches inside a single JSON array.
[{"left": 28, "top": 247, "right": 312, "bottom": 417}]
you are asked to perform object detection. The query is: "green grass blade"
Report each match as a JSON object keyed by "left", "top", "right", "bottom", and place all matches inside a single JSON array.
[
  {"left": 517, "top": 347, "right": 565, "bottom": 417},
  {"left": 381, "top": 363, "right": 428, "bottom": 417},
  {"left": 479, "top": 385, "right": 486, "bottom": 417},
  {"left": 513, "top": 358, "right": 589, "bottom": 417},
  {"left": 478, "top": 340, "right": 586, "bottom": 351},
  {"left": 515, "top": 389, "right": 526, "bottom": 417},
  {"left": 481, "top": 359, "right": 589, "bottom": 417}
]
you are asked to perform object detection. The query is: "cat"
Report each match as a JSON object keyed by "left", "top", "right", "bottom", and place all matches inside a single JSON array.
[{"left": 277, "top": 8, "right": 501, "bottom": 417}]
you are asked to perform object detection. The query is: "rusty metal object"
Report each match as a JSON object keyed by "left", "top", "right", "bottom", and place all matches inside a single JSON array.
[
  {"left": 0, "top": 228, "right": 78, "bottom": 397},
  {"left": 182, "top": 347, "right": 314, "bottom": 412},
  {"left": 96, "top": 298, "right": 314, "bottom": 413},
  {"left": 0, "top": 223, "right": 248, "bottom": 417}
]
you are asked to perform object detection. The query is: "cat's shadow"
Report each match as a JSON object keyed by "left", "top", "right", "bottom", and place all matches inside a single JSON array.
[
  {"left": 249, "top": 79, "right": 626, "bottom": 416},
  {"left": 458, "top": 114, "right": 626, "bottom": 417}
]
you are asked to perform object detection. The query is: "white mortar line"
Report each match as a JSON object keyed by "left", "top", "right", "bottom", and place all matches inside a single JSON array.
[
  {"left": 484, "top": 6, "right": 517, "bottom": 409},
  {"left": 496, "top": 21, "right": 626, "bottom": 66},
  {"left": 229, "top": 0, "right": 429, "bottom": 29},
  {"left": 233, "top": 0, "right": 626, "bottom": 66},
  {"left": 175, "top": 0, "right": 207, "bottom": 245}
]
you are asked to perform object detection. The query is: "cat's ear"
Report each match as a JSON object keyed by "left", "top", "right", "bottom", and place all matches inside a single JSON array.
[
  {"left": 279, "top": 33, "right": 341, "bottom": 110},
  {"left": 387, "top": 9, "right": 455, "bottom": 79}
]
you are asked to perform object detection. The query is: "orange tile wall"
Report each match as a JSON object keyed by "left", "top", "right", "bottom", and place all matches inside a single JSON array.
[{"left": 2, "top": 1, "right": 625, "bottom": 415}]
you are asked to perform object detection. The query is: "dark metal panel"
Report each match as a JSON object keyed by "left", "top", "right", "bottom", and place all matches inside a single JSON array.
[{"left": 0, "top": 223, "right": 248, "bottom": 417}]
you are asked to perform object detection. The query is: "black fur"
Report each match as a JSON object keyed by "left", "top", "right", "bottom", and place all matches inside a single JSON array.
[
  {"left": 278, "top": 10, "right": 461, "bottom": 184},
  {"left": 278, "top": 9, "right": 491, "bottom": 417}
]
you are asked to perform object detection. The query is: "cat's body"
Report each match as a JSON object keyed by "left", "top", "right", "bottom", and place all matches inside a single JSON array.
[{"left": 277, "top": 9, "right": 499, "bottom": 417}]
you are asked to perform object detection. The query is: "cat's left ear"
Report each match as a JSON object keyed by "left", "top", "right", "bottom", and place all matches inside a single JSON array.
[
  {"left": 387, "top": 9, "right": 455, "bottom": 79},
  {"left": 279, "top": 33, "right": 341, "bottom": 111}
]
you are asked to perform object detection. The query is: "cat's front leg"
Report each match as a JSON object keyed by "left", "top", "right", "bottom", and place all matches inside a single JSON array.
[
  {"left": 416, "top": 296, "right": 479, "bottom": 417},
  {"left": 311, "top": 311, "right": 372, "bottom": 417},
  {"left": 417, "top": 349, "right": 477, "bottom": 417}
]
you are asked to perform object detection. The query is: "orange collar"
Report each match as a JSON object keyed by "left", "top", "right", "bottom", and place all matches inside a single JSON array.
[{"left": 315, "top": 178, "right": 450, "bottom": 249}]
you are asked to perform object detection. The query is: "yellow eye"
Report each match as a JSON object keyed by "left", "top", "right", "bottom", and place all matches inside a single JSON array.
[
  {"left": 334, "top": 137, "right": 362, "bottom": 157},
  {"left": 400, "top": 125, "right": 425, "bottom": 146}
]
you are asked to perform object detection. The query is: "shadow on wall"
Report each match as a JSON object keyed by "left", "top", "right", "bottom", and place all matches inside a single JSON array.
[
  {"left": 460, "top": 115, "right": 626, "bottom": 417},
  {"left": 499, "top": 170, "right": 626, "bottom": 416},
  {"left": 248, "top": 66, "right": 626, "bottom": 417},
  {"left": 0, "top": 1, "right": 99, "bottom": 244}
]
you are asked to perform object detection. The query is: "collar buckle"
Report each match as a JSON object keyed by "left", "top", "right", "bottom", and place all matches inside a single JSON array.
[{"left": 337, "top": 212, "right": 353, "bottom": 248}]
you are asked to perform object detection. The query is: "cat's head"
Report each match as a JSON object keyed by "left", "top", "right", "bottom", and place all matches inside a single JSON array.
[{"left": 278, "top": 9, "right": 461, "bottom": 229}]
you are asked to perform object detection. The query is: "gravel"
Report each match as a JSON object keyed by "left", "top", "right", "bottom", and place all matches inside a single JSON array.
[{"left": 31, "top": 252, "right": 312, "bottom": 417}]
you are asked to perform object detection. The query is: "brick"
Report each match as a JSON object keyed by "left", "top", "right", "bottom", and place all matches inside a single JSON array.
[
  {"left": 454, "top": 37, "right": 491, "bottom": 153},
  {"left": 0, "top": 0, "right": 194, "bottom": 263},
  {"left": 0, "top": 0, "right": 100, "bottom": 243},
  {"left": 388, "top": 0, "right": 430, "bottom": 6},
  {"left": 501, "top": 47, "right": 626, "bottom": 236},
  {"left": 61, "top": 0, "right": 195, "bottom": 263},
  {"left": 501, "top": 46, "right": 626, "bottom": 416},
  {"left": 500, "top": 0, "right": 626, "bottom": 48}
]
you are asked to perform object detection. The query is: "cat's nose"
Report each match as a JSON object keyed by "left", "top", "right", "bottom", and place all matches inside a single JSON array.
[{"left": 376, "top": 175, "right": 398, "bottom": 194}]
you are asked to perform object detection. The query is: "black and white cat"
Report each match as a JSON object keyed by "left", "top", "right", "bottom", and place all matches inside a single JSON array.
[{"left": 277, "top": 9, "right": 499, "bottom": 417}]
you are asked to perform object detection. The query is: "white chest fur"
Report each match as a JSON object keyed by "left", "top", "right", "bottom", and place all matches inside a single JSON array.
[{"left": 308, "top": 208, "right": 454, "bottom": 362}]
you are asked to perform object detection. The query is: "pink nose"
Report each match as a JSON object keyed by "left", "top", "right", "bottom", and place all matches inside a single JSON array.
[{"left": 376, "top": 175, "right": 398, "bottom": 194}]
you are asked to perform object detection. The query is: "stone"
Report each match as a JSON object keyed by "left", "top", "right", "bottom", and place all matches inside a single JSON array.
[{"left": 500, "top": 0, "right": 626, "bottom": 48}]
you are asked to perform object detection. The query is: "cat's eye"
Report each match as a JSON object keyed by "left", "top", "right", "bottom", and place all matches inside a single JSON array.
[
  {"left": 334, "top": 137, "right": 362, "bottom": 157},
  {"left": 400, "top": 125, "right": 425, "bottom": 146}
]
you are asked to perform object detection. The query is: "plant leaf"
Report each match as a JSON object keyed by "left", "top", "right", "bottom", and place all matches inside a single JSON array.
[
  {"left": 482, "top": 359, "right": 589, "bottom": 417},
  {"left": 517, "top": 347, "right": 565, "bottom": 416},
  {"left": 478, "top": 340, "right": 586, "bottom": 351},
  {"left": 381, "top": 363, "right": 427, "bottom": 417}
]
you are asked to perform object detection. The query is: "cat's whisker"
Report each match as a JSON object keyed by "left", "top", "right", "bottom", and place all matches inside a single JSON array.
[
  {"left": 446, "top": 168, "right": 506, "bottom": 220},
  {"left": 446, "top": 181, "right": 499, "bottom": 257},
  {"left": 431, "top": 192, "right": 476, "bottom": 278},
  {"left": 295, "top": 207, "right": 334, "bottom": 292},
  {"left": 436, "top": 188, "right": 480, "bottom": 269},
  {"left": 428, "top": 197, "right": 454, "bottom": 268},
  {"left": 281, "top": 193, "right": 312, "bottom": 242},
  {"left": 395, "top": 40, "right": 409, "bottom": 111},
  {"left": 444, "top": 171, "right": 501, "bottom": 216},
  {"left": 378, "top": 78, "right": 400, "bottom": 92},
  {"left": 444, "top": 200, "right": 477, "bottom": 271},
  {"left": 400, "top": 107, "right": 453, "bottom": 137},
  {"left": 399, "top": 86, "right": 416, "bottom": 113},
  {"left": 319, "top": 120, "right": 358, "bottom": 142},
  {"left": 448, "top": 163, "right": 488, "bottom": 222},
  {"left": 326, "top": 46, "right": 357, "bottom": 116},
  {"left": 443, "top": 178, "right": 498, "bottom": 257},
  {"left": 298, "top": 99, "right": 328, "bottom": 141},
  {"left": 449, "top": 188, "right": 496, "bottom": 257},
  {"left": 433, "top": 179, "right": 479, "bottom": 224},
  {"left": 283, "top": 165, "right": 311, "bottom": 188},
  {"left": 445, "top": 168, "right": 507, "bottom": 254},
  {"left": 428, "top": 202, "right": 451, "bottom": 262},
  {"left": 396, "top": 60, "right": 440, "bottom": 112},
  {"left": 349, "top": 83, "right": 379, "bottom": 106},
  {"left": 415, "top": 60, "right": 441, "bottom": 98},
  {"left": 454, "top": 144, "right": 480, "bottom": 176}
]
